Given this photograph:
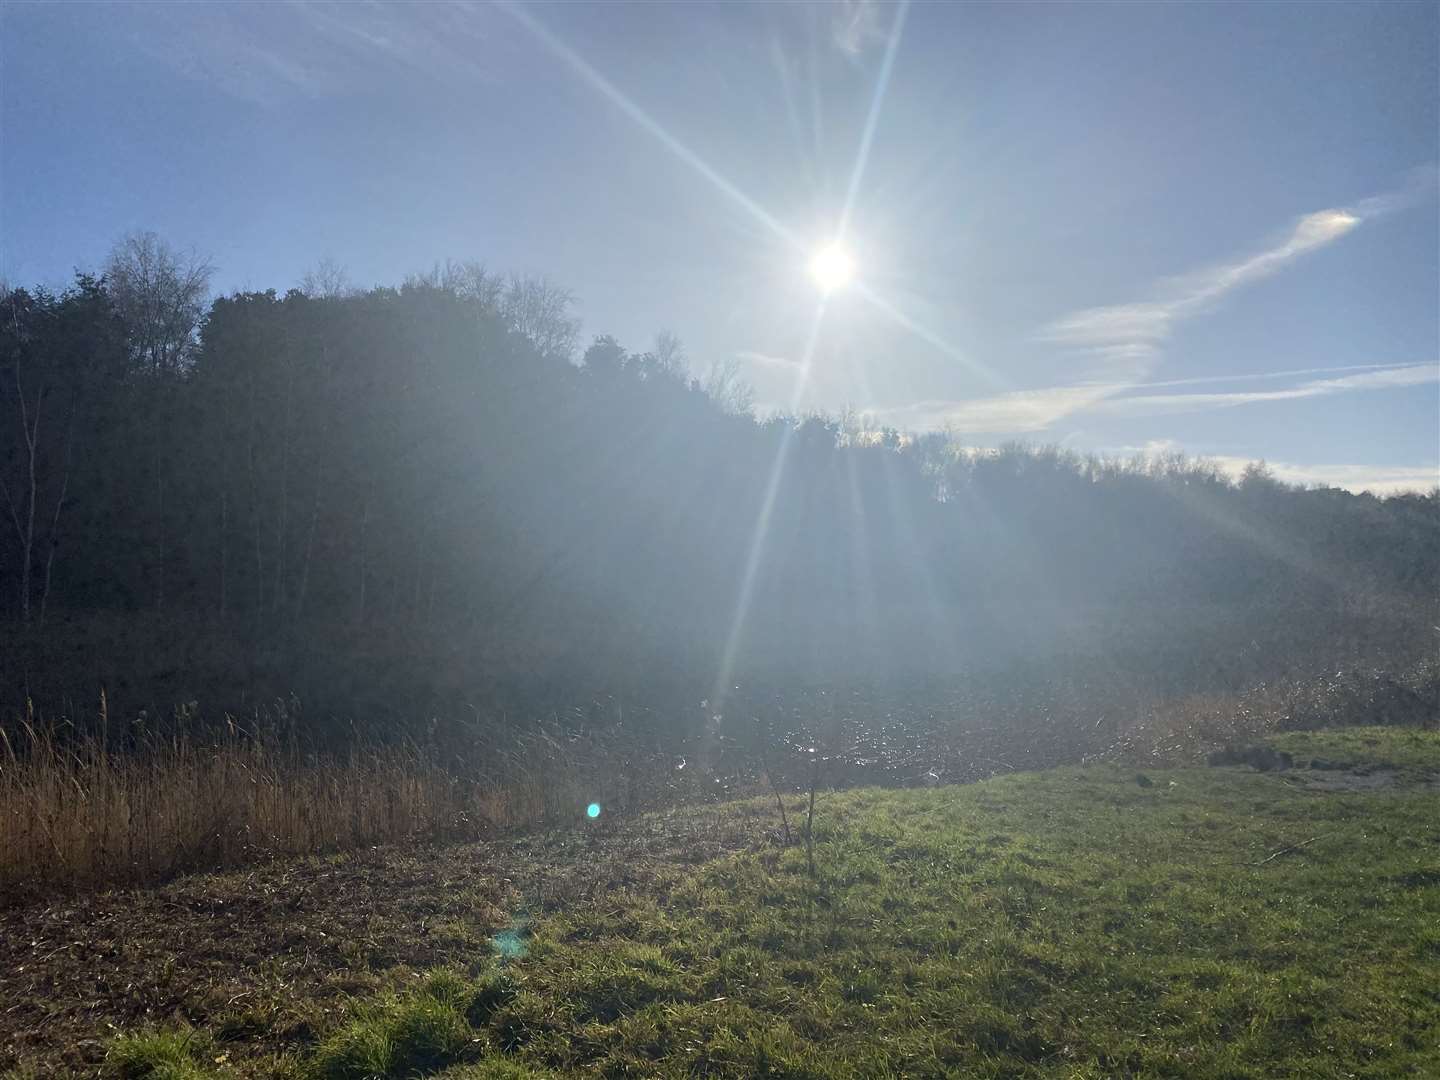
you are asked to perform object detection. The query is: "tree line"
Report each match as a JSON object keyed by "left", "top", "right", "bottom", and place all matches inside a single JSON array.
[{"left": 3, "top": 235, "right": 1436, "bottom": 732}]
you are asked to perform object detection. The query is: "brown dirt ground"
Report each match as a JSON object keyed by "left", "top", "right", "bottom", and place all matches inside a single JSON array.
[{"left": 0, "top": 803, "right": 779, "bottom": 1078}]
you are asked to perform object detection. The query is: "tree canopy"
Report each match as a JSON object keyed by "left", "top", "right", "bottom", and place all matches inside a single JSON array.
[{"left": 2, "top": 254, "right": 1436, "bottom": 727}]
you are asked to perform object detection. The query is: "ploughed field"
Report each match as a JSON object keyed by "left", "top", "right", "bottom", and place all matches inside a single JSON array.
[{"left": 3, "top": 727, "right": 1437, "bottom": 1079}]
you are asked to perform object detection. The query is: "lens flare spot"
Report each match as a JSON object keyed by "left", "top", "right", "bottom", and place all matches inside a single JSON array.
[
  {"left": 490, "top": 928, "right": 528, "bottom": 959},
  {"left": 586, "top": 802, "right": 602, "bottom": 819}
]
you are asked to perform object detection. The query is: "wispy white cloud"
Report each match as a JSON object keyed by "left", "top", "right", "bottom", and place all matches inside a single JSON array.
[
  {"left": 831, "top": 0, "right": 888, "bottom": 56},
  {"left": 1020, "top": 175, "right": 1436, "bottom": 425},
  {"left": 122, "top": 2, "right": 497, "bottom": 107},
  {"left": 880, "top": 384, "right": 1116, "bottom": 434},
  {"left": 1096, "top": 362, "right": 1437, "bottom": 418},
  {"left": 1209, "top": 457, "right": 1438, "bottom": 496},
  {"left": 877, "top": 361, "right": 1438, "bottom": 433},
  {"left": 737, "top": 349, "right": 804, "bottom": 370},
  {"left": 1348, "top": 164, "right": 1440, "bottom": 218},
  {"left": 1039, "top": 206, "right": 1366, "bottom": 366},
  {"left": 1137, "top": 361, "right": 1421, "bottom": 390},
  {"left": 896, "top": 178, "right": 1438, "bottom": 435},
  {"left": 1109, "top": 439, "right": 1436, "bottom": 495}
]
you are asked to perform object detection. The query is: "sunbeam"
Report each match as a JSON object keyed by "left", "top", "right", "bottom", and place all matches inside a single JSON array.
[
  {"left": 504, "top": 0, "right": 998, "bottom": 385},
  {"left": 709, "top": 301, "right": 829, "bottom": 716},
  {"left": 839, "top": 0, "right": 910, "bottom": 241},
  {"left": 499, "top": 1, "right": 803, "bottom": 252},
  {"left": 855, "top": 281, "right": 1003, "bottom": 387}
]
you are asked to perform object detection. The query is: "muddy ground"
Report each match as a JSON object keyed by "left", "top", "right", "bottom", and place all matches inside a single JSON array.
[{"left": 1, "top": 803, "right": 777, "bottom": 1077}]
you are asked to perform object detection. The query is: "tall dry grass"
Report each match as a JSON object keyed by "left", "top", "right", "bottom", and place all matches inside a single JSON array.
[
  {"left": 7, "top": 660, "right": 1432, "bottom": 901},
  {"left": 1101, "top": 659, "right": 1439, "bottom": 765},
  {"left": 0, "top": 698, "right": 670, "bottom": 902}
]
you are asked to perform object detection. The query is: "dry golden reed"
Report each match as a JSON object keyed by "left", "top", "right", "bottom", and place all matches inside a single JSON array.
[{"left": 0, "top": 697, "right": 632, "bottom": 900}]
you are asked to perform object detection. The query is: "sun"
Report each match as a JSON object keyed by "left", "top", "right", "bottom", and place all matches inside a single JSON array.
[{"left": 808, "top": 242, "right": 856, "bottom": 292}]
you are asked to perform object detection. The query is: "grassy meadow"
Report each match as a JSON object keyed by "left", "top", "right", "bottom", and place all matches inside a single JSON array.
[{"left": 4, "top": 727, "right": 1436, "bottom": 1079}]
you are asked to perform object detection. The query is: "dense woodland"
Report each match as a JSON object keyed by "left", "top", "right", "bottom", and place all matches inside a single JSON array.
[{"left": 3, "top": 236, "right": 1437, "bottom": 741}]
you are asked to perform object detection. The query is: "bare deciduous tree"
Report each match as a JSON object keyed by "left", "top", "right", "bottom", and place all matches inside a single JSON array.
[
  {"left": 299, "top": 257, "right": 353, "bottom": 300},
  {"left": 405, "top": 264, "right": 577, "bottom": 359},
  {"left": 501, "top": 274, "right": 580, "bottom": 361},
  {"left": 105, "top": 232, "right": 213, "bottom": 374},
  {"left": 444, "top": 260, "right": 504, "bottom": 310},
  {"left": 703, "top": 355, "right": 755, "bottom": 415},
  {"left": 653, "top": 329, "right": 688, "bottom": 379},
  {"left": 405, "top": 260, "right": 504, "bottom": 311}
]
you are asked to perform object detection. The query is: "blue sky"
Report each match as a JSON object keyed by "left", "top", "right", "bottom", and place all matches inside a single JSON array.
[{"left": 3, "top": 0, "right": 1436, "bottom": 492}]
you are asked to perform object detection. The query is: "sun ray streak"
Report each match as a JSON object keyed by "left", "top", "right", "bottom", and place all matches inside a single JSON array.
[
  {"left": 710, "top": 302, "right": 828, "bottom": 714},
  {"left": 499, "top": 1, "right": 804, "bottom": 252},
  {"left": 855, "top": 282, "right": 1003, "bottom": 387},
  {"left": 839, "top": 0, "right": 909, "bottom": 240},
  {"left": 503, "top": 1, "right": 1002, "bottom": 390}
]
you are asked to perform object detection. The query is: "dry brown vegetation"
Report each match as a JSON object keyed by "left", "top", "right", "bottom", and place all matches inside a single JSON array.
[
  {"left": 4, "top": 662, "right": 1433, "bottom": 904},
  {"left": 0, "top": 701, "right": 682, "bottom": 902},
  {"left": 0, "top": 802, "right": 771, "bottom": 1077},
  {"left": 1109, "top": 661, "right": 1439, "bottom": 766}
]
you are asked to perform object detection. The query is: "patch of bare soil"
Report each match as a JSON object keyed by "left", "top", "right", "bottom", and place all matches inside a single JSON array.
[{"left": 0, "top": 804, "right": 776, "bottom": 1078}]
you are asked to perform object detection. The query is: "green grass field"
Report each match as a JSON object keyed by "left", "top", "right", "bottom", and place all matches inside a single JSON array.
[
  {"left": 1269, "top": 725, "right": 1440, "bottom": 771},
  {"left": 19, "top": 728, "right": 1440, "bottom": 1079}
]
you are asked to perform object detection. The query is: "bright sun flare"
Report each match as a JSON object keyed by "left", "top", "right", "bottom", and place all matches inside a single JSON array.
[{"left": 809, "top": 243, "right": 856, "bottom": 292}]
